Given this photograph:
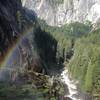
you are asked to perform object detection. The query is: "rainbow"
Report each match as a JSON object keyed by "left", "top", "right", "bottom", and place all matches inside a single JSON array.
[{"left": 0, "top": 27, "right": 34, "bottom": 68}]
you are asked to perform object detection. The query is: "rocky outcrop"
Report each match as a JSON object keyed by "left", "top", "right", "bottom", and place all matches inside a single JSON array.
[
  {"left": 0, "top": 0, "right": 57, "bottom": 81},
  {"left": 0, "top": 0, "right": 43, "bottom": 81},
  {"left": 0, "top": 0, "right": 37, "bottom": 63},
  {"left": 23, "top": 0, "right": 100, "bottom": 26},
  {"left": 0, "top": 0, "right": 37, "bottom": 57},
  {"left": 0, "top": 0, "right": 22, "bottom": 57}
]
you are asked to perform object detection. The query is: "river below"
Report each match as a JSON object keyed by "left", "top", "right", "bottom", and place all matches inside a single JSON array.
[{"left": 61, "top": 69, "right": 82, "bottom": 100}]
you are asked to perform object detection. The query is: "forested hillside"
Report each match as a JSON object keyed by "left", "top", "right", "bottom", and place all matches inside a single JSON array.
[
  {"left": 38, "top": 19, "right": 100, "bottom": 99},
  {"left": 68, "top": 29, "right": 100, "bottom": 100},
  {"left": 38, "top": 19, "right": 92, "bottom": 63}
]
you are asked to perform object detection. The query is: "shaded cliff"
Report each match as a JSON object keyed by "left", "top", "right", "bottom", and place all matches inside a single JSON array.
[
  {"left": 0, "top": 0, "right": 22, "bottom": 56},
  {"left": 0, "top": 0, "right": 34, "bottom": 58},
  {"left": 0, "top": 0, "right": 37, "bottom": 63},
  {"left": 0, "top": 0, "right": 59, "bottom": 78}
]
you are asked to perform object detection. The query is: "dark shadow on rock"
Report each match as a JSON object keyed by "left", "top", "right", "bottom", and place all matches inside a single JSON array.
[
  {"left": 34, "top": 27, "right": 57, "bottom": 64},
  {"left": 0, "top": 0, "right": 37, "bottom": 59}
]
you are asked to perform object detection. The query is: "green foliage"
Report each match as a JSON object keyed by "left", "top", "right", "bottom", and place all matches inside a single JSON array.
[
  {"left": 0, "top": 83, "right": 34, "bottom": 100},
  {"left": 84, "top": 64, "right": 95, "bottom": 92},
  {"left": 0, "top": 75, "right": 65, "bottom": 100},
  {"left": 85, "top": 20, "right": 92, "bottom": 28},
  {"left": 68, "top": 29, "right": 100, "bottom": 99},
  {"left": 38, "top": 19, "right": 91, "bottom": 63}
]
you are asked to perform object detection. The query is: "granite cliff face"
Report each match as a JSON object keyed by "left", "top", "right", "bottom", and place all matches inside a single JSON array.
[
  {"left": 0, "top": 0, "right": 22, "bottom": 58},
  {"left": 0, "top": 0, "right": 37, "bottom": 58},
  {"left": 23, "top": 0, "right": 100, "bottom": 26},
  {"left": 0, "top": 0, "right": 42, "bottom": 73}
]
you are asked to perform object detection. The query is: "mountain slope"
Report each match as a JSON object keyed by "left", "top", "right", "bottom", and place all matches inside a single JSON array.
[{"left": 68, "top": 29, "right": 100, "bottom": 100}]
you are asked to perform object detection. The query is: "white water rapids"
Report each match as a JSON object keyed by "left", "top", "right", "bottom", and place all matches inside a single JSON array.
[{"left": 61, "top": 69, "right": 82, "bottom": 100}]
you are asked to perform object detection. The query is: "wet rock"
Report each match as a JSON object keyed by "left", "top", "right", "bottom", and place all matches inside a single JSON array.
[
  {"left": 72, "top": 94, "right": 80, "bottom": 99},
  {"left": 63, "top": 84, "right": 69, "bottom": 96},
  {"left": 63, "top": 96, "right": 72, "bottom": 100}
]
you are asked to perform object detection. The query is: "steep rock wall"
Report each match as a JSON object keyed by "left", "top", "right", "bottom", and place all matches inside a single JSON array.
[{"left": 23, "top": 0, "right": 100, "bottom": 26}]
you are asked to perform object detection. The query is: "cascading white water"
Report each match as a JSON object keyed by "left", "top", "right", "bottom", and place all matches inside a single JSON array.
[{"left": 61, "top": 69, "right": 82, "bottom": 100}]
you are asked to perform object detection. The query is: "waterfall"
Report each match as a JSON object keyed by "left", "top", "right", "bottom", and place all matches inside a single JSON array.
[{"left": 61, "top": 69, "right": 82, "bottom": 100}]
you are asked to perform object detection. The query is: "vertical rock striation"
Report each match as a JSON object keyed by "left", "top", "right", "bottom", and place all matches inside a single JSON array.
[{"left": 23, "top": 0, "right": 100, "bottom": 26}]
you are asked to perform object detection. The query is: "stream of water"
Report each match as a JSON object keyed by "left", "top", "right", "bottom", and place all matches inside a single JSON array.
[{"left": 61, "top": 69, "right": 82, "bottom": 100}]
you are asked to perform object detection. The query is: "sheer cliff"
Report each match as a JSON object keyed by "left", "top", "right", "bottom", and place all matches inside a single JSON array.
[{"left": 23, "top": 0, "right": 100, "bottom": 26}]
